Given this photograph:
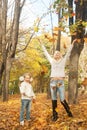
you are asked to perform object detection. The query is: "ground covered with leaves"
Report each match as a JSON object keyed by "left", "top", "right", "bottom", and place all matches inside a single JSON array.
[{"left": 0, "top": 93, "right": 87, "bottom": 130}]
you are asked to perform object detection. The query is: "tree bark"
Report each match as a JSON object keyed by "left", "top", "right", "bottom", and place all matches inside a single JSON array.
[
  {"left": 68, "top": 0, "right": 86, "bottom": 104},
  {"left": 68, "top": 0, "right": 73, "bottom": 25},
  {"left": 1, "top": 0, "right": 8, "bottom": 101},
  {"left": 56, "top": 10, "right": 61, "bottom": 51},
  {"left": 1, "top": 0, "right": 26, "bottom": 101},
  {"left": 0, "top": 0, "right": 2, "bottom": 52},
  {"left": 68, "top": 40, "right": 84, "bottom": 104}
]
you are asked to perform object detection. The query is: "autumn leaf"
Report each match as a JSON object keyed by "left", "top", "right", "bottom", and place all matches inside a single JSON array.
[
  {"left": 81, "top": 78, "right": 87, "bottom": 86},
  {"left": 2, "top": 119, "right": 6, "bottom": 122},
  {"left": 71, "top": 12, "right": 76, "bottom": 16},
  {"left": 53, "top": 27, "right": 58, "bottom": 31},
  {"left": 49, "top": 38, "right": 56, "bottom": 42},
  {"left": 0, "top": 93, "right": 87, "bottom": 130},
  {"left": 13, "top": 117, "right": 17, "bottom": 121},
  {"left": 64, "top": 15, "right": 68, "bottom": 20},
  {"left": 55, "top": 107, "right": 59, "bottom": 112},
  {"left": 53, "top": 27, "right": 64, "bottom": 31},
  {"left": 44, "top": 34, "right": 48, "bottom": 38},
  {"left": 44, "top": 34, "right": 49, "bottom": 39},
  {"left": 34, "top": 26, "right": 39, "bottom": 32},
  {"left": 64, "top": 126, "right": 69, "bottom": 130},
  {"left": 77, "top": 38, "right": 81, "bottom": 43},
  {"left": 41, "top": 65, "right": 48, "bottom": 73},
  {"left": 70, "top": 32, "right": 77, "bottom": 36},
  {"left": 63, "top": 43, "right": 67, "bottom": 49},
  {"left": 84, "top": 38, "right": 87, "bottom": 43},
  {"left": 53, "top": 33, "right": 58, "bottom": 36}
]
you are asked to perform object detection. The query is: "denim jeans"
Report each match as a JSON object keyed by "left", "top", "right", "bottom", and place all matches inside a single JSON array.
[
  {"left": 20, "top": 99, "right": 31, "bottom": 122},
  {"left": 50, "top": 79, "right": 65, "bottom": 101}
]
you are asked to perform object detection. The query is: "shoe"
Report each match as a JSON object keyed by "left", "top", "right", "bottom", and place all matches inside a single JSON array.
[
  {"left": 68, "top": 112, "right": 73, "bottom": 117},
  {"left": 20, "top": 120, "right": 24, "bottom": 126},
  {"left": 27, "top": 119, "right": 31, "bottom": 121},
  {"left": 61, "top": 100, "right": 73, "bottom": 117},
  {"left": 52, "top": 115, "right": 58, "bottom": 121},
  {"left": 52, "top": 100, "right": 58, "bottom": 121}
]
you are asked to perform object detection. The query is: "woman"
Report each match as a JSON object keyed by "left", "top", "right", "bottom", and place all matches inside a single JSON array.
[{"left": 40, "top": 39, "right": 76, "bottom": 121}]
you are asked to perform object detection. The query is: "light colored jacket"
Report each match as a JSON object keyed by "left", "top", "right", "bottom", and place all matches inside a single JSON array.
[
  {"left": 20, "top": 81, "right": 35, "bottom": 100},
  {"left": 41, "top": 44, "right": 73, "bottom": 78}
]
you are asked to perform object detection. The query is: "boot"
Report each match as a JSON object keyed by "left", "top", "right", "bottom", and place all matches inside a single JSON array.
[
  {"left": 61, "top": 100, "right": 73, "bottom": 117},
  {"left": 52, "top": 100, "right": 58, "bottom": 121}
]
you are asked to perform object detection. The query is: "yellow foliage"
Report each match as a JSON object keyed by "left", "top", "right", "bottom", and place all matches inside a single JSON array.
[
  {"left": 34, "top": 26, "right": 39, "bottom": 32},
  {"left": 41, "top": 65, "right": 48, "bottom": 73}
]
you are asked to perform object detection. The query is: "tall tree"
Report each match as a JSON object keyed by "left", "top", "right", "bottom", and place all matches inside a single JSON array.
[
  {"left": 53, "top": 0, "right": 87, "bottom": 104},
  {"left": 0, "top": 0, "right": 26, "bottom": 101},
  {"left": 68, "top": 0, "right": 87, "bottom": 104}
]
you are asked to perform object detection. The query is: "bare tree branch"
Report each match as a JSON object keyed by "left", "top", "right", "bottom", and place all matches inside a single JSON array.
[
  {"left": 16, "top": 10, "right": 52, "bottom": 53},
  {"left": 20, "top": 0, "right": 26, "bottom": 9}
]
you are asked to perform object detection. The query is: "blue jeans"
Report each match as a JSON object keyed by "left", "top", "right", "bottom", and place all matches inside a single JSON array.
[
  {"left": 50, "top": 79, "right": 65, "bottom": 101},
  {"left": 20, "top": 99, "right": 31, "bottom": 122}
]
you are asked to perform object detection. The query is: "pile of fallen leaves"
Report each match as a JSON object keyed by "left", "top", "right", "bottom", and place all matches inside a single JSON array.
[{"left": 0, "top": 93, "right": 87, "bottom": 130}]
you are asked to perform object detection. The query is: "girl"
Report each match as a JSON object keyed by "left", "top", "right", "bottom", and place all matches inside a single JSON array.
[{"left": 19, "top": 73, "right": 35, "bottom": 125}]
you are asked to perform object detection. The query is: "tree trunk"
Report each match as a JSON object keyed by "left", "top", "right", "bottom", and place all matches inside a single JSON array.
[
  {"left": 2, "top": 58, "right": 12, "bottom": 101},
  {"left": 0, "top": 62, "right": 4, "bottom": 83},
  {"left": 56, "top": 10, "right": 61, "bottom": 51},
  {"left": 1, "top": 0, "right": 26, "bottom": 101},
  {"left": 0, "top": 0, "right": 2, "bottom": 52},
  {"left": 2, "top": 0, "right": 20, "bottom": 101},
  {"left": 1, "top": 0, "right": 8, "bottom": 101},
  {"left": 68, "top": 0, "right": 73, "bottom": 25},
  {"left": 68, "top": 0, "right": 86, "bottom": 104},
  {"left": 68, "top": 42, "right": 83, "bottom": 103}
]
